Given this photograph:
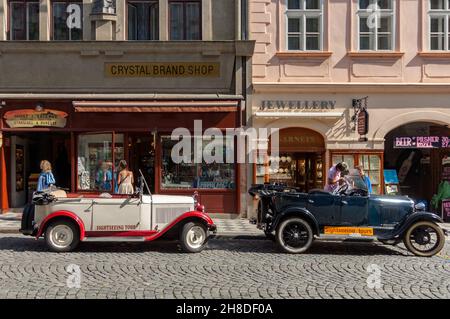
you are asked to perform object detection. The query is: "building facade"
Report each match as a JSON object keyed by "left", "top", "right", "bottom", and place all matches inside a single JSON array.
[
  {"left": 0, "top": 0, "right": 254, "bottom": 217},
  {"left": 248, "top": 0, "right": 450, "bottom": 220}
]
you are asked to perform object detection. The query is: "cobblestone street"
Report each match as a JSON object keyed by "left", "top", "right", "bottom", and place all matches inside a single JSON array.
[{"left": 0, "top": 234, "right": 449, "bottom": 299}]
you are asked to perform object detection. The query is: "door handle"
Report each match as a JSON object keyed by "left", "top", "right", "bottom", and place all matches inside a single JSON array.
[
  {"left": 341, "top": 200, "right": 348, "bottom": 205},
  {"left": 308, "top": 199, "right": 314, "bottom": 204}
]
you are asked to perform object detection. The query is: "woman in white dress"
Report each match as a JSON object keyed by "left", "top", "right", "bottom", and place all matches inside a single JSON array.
[{"left": 117, "top": 160, "right": 134, "bottom": 195}]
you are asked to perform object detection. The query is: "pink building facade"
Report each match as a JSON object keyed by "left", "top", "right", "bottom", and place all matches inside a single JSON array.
[{"left": 248, "top": 0, "right": 450, "bottom": 220}]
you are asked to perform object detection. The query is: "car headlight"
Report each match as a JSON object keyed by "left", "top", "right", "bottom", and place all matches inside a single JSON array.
[{"left": 415, "top": 202, "right": 426, "bottom": 211}]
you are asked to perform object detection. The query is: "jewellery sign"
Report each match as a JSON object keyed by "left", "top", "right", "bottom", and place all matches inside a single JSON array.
[
  {"left": 4, "top": 109, "right": 68, "bottom": 128},
  {"left": 394, "top": 136, "right": 450, "bottom": 149}
]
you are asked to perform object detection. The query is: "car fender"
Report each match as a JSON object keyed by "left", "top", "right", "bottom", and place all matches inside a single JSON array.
[
  {"left": 35, "top": 210, "right": 86, "bottom": 241},
  {"left": 378, "top": 212, "right": 444, "bottom": 241},
  {"left": 145, "top": 211, "right": 216, "bottom": 241},
  {"left": 271, "top": 207, "right": 320, "bottom": 235}
]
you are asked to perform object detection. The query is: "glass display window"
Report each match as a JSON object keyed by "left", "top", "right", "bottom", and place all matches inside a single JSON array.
[{"left": 161, "top": 136, "right": 235, "bottom": 190}]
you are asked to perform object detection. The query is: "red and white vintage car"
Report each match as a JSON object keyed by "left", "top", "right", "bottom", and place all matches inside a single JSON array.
[{"left": 20, "top": 176, "right": 216, "bottom": 253}]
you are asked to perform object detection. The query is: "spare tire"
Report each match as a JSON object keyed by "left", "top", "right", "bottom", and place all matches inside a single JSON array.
[{"left": 20, "top": 204, "right": 35, "bottom": 236}]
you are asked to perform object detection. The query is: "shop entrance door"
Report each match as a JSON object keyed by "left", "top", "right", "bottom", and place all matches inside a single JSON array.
[
  {"left": 127, "top": 133, "right": 156, "bottom": 194},
  {"left": 8, "top": 132, "right": 71, "bottom": 207}
]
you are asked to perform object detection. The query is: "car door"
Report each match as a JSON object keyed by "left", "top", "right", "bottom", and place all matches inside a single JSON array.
[
  {"left": 306, "top": 192, "right": 340, "bottom": 226},
  {"left": 92, "top": 197, "right": 142, "bottom": 232},
  {"left": 338, "top": 195, "right": 369, "bottom": 226}
]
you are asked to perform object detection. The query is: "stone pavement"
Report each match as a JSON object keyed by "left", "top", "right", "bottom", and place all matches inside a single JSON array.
[{"left": 0, "top": 233, "right": 449, "bottom": 299}]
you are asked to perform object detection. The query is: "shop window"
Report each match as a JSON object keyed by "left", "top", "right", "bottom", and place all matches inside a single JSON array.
[
  {"left": 9, "top": 0, "right": 39, "bottom": 40},
  {"left": 357, "top": 0, "right": 395, "bottom": 51},
  {"left": 127, "top": 1, "right": 159, "bottom": 40},
  {"left": 429, "top": 0, "right": 450, "bottom": 50},
  {"left": 286, "top": 0, "right": 323, "bottom": 51},
  {"left": 331, "top": 152, "right": 382, "bottom": 194},
  {"left": 77, "top": 133, "right": 124, "bottom": 192},
  {"left": 52, "top": 1, "right": 82, "bottom": 40},
  {"left": 161, "top": 136, "right": 235, "bottom": 190},
  {"left": 169, "top": 0, "right": 201, "bottom": 40}
]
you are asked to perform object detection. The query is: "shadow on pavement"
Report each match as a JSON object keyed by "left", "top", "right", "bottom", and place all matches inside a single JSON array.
[{"left": 0, "top": 235, "right": 411, "bottom": 257}]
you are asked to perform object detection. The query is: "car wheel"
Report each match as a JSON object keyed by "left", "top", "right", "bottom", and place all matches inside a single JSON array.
[
  {"left": 276, "top": 218, "right": 313, "bottom": 254},
  {"left": 180, "top": 222, "right": 207, "bottom": 253},
  {"left": 45, "top": 220, "right": 80, "bottom": 252},
  {"left": 403, "top": 221, "right": 445, "bottom": 257}
]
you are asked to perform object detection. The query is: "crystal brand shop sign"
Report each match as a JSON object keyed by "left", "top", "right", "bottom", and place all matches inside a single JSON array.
[
  {"left": 394, "top": 136, "right": 450, "bottom": 148},
  {"left": 260, "top": 100, "right": 337, "bottom": 111},
  {"left": 105, "top": 62, "right": 220, "bottom": 77},
  {"left": 3, "top": 109, "right": 68, "bottom": 128}
]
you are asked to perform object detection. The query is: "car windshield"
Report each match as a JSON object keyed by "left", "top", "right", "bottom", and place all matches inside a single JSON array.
[{"left": 342, "top": 169, "right": 368, "bottom": 192}]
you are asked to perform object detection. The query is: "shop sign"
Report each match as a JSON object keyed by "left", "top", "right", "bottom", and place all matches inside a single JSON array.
[
  {"left": 442, "top": 200, "right": 450, "bottom": 219},
  {"left": 259, "top": 100, "right": 336, "bottom": 111},
  {"left": 3, "top": 109, "right": 68, "bottom": 128},
  {"left": 357, "top": 109, "right": 369, "bottom": 136},
  {"left": 394, "top": 136, "right": 450, "bottom": 149},
  {"left": 105, "top": 62, "right": 220, "bottom": 78}
]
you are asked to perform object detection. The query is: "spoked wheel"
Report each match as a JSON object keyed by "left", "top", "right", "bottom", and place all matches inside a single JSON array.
[
  {"left": 403, "top": 221, "right": 445, "bottom": 257},
  {"left": 276, "top": 218, "right": 313, "bottom": 254},
  {"left": 180, "top": 222, "right": 207, "bottom": 253},
  {"left": 45, "top": 220, "right": 80, "bottom": 252}
]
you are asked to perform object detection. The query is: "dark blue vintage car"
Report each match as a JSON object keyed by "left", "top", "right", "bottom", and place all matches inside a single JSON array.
[{"left": 249, "top": 172, "right": 447, "bottom": 257}]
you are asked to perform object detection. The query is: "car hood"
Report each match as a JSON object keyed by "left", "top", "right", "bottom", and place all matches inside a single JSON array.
[
  {"left": 369, "top": 195, "right": 414, "bottom": 205},
  {"left": 142, "top": 194, "right": 195, "bottom": 205}
]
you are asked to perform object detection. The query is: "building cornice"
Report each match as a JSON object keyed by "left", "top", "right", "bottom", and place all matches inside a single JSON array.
[{"left": 252, "top": 82, "right": 450, "bottom": 94}]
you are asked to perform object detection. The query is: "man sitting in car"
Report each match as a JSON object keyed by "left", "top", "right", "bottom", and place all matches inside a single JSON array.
[{"left": 324, "top": 162, "right": 348, "bottom": 193}]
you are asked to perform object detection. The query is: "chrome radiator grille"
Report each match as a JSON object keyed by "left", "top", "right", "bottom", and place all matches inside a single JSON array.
[{"left": 154, "top": 205, "right": 192, "bottom": 224}]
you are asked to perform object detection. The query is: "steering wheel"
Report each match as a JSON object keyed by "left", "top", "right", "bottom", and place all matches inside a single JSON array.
[{"left": 333, "top": 182, "right": 349, "bottom": 195}]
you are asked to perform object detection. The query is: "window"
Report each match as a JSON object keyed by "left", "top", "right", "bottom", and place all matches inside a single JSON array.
[
  {"left": 169, "top": 0, "right": 201, "bottom": 40},
  {"left": 286, "top": 0, "right": 323, "bottom": 51},
  {"left": 161, "top": 136, "right": 235, "bottom": 189},
  {"left": 52, "top": 1, "right": 82, "bottom": 40},
  {"left": 331, "top": 152, "right": 382, "bottom": 194},
  {"left": 9, "top": 1, "right": 39, "bottom": 40},
  {"left": 127, "top": 1, "right": 159, "bottom": 40},
  {"left": 357, "top": 0, "right": 395, "bottom": 50},
  {"left": 77, "top": 133, "right": 124, "bottom": 192},
  {"left": 429, "top": 0, "right": 450, "bottom": 50}
]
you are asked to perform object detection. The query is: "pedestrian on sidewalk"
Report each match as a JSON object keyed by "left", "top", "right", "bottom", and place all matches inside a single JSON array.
[{"left": 37, "top": 160, "right": 56, "bottom": 191}]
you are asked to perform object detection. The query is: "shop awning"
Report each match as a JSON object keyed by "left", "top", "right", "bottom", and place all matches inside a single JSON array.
[{"left": 73, "top": 100, "right": 239, "bottom": 113}]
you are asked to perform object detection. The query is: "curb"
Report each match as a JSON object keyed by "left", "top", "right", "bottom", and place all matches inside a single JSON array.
[{"left": 0, "top": 228, "right": 20, "bottom": 234}]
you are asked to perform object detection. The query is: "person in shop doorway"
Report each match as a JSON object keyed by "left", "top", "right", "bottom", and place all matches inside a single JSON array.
[
  {"left": 324, "top": 162, "right": 348, "bottom": 193},
  {"left": 117, "top": 160, "right": 134, "bottom": 195},
  {"left": 355, "top": 165, "right": 373, "bottom": 194},
  {"left": 37, "top": 160, "right": 56, "bottom": 192},
  {"left": 96, "top": 161, "right": 113, "bottom": 192}
]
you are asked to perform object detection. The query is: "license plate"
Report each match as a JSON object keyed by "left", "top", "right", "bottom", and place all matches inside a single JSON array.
[{"left": 324, "top": 226, "right": 374, "bottom": 236}]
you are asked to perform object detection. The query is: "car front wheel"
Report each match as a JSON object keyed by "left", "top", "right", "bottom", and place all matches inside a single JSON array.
[
  {"left": 403, "top": 221, "right": 445, "bottom": 257},
  {"left": 45, "top": 220, "right": 80, "bottom": 252},
  {"left": 180, "top": 222, "right": 207, "bottom": 253},
  {"left": 276, "top": 218, "right": 313, "bottom": 254}
]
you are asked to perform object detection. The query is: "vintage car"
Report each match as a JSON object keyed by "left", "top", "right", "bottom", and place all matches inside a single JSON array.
[
  {"left": 20, "top": 172, "right": 216, "bottom": 253},
  {"left": 249, "top": 170, "right": 447, "bottom": 257}
]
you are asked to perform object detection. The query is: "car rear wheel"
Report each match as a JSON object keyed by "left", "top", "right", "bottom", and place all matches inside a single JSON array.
[
  {"left": 403, "top": 221, "right": 445, "bottom": 257},
  {"left": 276, "top": 218, "right": 313, "bottom": 254},
  {"left": 45, "top": 220, "right": 80, "bottom": 252},
  {"left": 180, "top": 222, "right": 207, "bottom": 253}
]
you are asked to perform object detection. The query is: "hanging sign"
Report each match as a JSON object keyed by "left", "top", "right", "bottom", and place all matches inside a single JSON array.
[
  {"left": 3, "top": 109, "right": 68, "bottom": 128},
  {"left": 357, "top": 109, "right": 369, "bottom": 136}
]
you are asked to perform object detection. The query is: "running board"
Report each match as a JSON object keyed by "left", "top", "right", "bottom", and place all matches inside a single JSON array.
[
  {"left": 82, "top": 237, "right": 146, "bottom": 242},
  {"left": 316, "top": 234, "right": 377, "bottom": 242}
]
